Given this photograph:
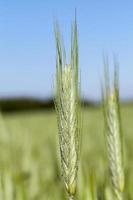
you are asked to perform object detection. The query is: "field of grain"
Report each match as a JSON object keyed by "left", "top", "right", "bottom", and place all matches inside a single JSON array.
[{"left": 0, "top": 105, "right": 132, "bottom": 199}]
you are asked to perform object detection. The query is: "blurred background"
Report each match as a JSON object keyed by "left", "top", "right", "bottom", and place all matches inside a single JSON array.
[{"left": 0, "top": 1, "right": 133, "bottom": 199}]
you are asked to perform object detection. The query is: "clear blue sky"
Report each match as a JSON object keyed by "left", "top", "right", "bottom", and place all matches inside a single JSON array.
[{"left": 0, "top": 0, "right": 133, "bottom": 100}]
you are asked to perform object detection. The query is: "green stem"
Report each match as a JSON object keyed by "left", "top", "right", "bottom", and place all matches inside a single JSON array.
[{"left": 69, "top": 196, "right": 75, "bottom": 200}]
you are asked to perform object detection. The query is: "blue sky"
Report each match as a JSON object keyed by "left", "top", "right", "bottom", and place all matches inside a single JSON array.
[{"left": 0, "top": 0, "right": 133, "bottom": 100}]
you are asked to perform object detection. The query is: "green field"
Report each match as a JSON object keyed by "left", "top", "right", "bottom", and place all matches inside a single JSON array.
[{"left": 0, "top": 105, "right": 132, "bottom": 199}]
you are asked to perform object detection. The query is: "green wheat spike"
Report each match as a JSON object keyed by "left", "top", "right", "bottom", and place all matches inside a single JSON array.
[
  {"left": 55, "top": 17, "right": 80, "bottom": 200},
  {"left": 103, "top": 59, "right": 125, "bottom": 200}
]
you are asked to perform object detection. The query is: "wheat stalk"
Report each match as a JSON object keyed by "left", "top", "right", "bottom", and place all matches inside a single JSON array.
[
  {"left": 102, "top": 58, "right": 125, "bottom": 200},
  {"left": 55, "top": 18, "right": 80, "bottom": 200}
]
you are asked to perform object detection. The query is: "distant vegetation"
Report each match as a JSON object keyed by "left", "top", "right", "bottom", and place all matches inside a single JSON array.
[
  {"left": 0, "top": 97, "right": 97, "bottom": 112},
  {"left": 0, "top": 106, "right": 132, "bottom": 199}
]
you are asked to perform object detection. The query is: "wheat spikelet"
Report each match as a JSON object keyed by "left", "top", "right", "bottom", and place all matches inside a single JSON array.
[
  {"left": 102, "top": 58, "right": 124, "bottom": 200},
  {"left": 55, "top": 18, "right": 80, "bottom": 200},
  {"left": 107, "top": 94, "right": 124, "bottom": 199}
]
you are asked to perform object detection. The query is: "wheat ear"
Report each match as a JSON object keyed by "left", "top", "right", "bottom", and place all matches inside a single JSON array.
[
  {"left": 55, "top": 18, "right": 80, "bottom": 200},
  {"left": 102, "top": 59, "right": 125, "bottom": 200}
]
